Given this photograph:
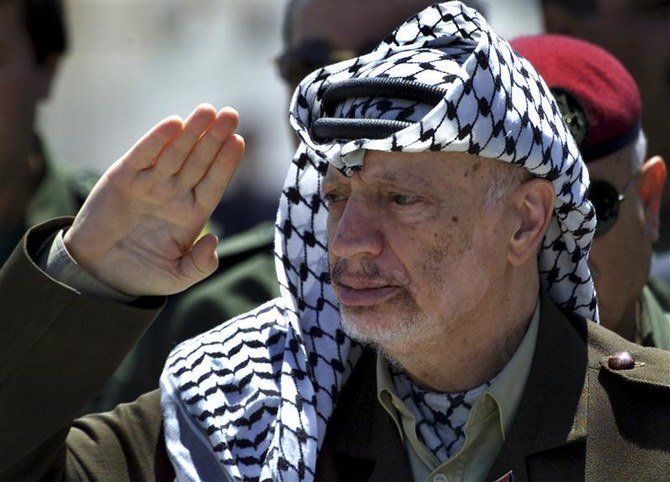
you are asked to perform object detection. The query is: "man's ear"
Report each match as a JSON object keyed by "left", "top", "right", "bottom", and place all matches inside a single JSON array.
[
  {"left": 542, "top": 3, "right": 581, "bottom": 36},
  {"left": 36, "top": 53, "right": 61, "bottom": 100},
  {"left": 639, "top": 156, "right": 667, "bottom": 241},
  {"left": 507, "top": 178, "right": 555, "bottom": 266}
]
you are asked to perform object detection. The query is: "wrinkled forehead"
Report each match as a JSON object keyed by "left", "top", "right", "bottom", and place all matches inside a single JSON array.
[{"left": 322, "top": 149, "right": 502, "bottom": 186}]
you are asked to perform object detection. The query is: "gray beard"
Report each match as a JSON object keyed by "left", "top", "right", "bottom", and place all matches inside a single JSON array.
[{"left": 339, "top": 308, "right": 438, "bottom": 363}]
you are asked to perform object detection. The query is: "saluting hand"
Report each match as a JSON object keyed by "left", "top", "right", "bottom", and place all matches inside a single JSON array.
[{"left": 63, "top": 104, "right": 245, "bottom": 296}]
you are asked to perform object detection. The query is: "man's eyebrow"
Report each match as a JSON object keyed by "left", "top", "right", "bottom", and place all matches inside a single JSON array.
[
  {"left": 370, "top": 170, "right": 431, "bottom": 187},
  {"left": 323, "top": 168, "right": 346, "bottom": 185}
]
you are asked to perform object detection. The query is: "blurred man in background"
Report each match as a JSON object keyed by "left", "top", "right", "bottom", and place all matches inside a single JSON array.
[
  {"left": 0, "top": 0, "right": 91, "bottom": 265},
  {"left": 512, "top": 34, "right": 670, "bottom": 348},
  {"left": 541, "top": 0, "right": 670, "bottom": 282}
]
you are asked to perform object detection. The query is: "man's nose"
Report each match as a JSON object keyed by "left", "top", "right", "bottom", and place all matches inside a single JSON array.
[{"left": 329, "top": 196, "right": 384, "bottom": 260}]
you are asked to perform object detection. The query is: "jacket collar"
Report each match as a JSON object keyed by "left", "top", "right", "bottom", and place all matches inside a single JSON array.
[
  {"left": 317, "top": 347, "right": 413, "bottom": 482},
  {"left": 486, "top": 292, "right": 589, "bottom": 481},
  {"left": 317, "top": 293, "right": 590, "bottom": 482}
]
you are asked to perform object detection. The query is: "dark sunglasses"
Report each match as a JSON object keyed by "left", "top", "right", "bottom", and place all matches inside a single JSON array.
[
  {"left": 276, "top": 39, "right": 377, "bottom": 89},
  {"left": 587, "top": 176, "right": 636, "bottom": 238}
]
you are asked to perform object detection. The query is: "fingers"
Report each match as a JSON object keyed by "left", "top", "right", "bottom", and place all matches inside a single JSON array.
[
  {"left": 118, "top": 115, "right": 184, "bottom": 171},
  {"left": 177, "top": 107, "right": 240, "bottom": 187},
  {"left": 154, "top": 104, "right": 218, "bottom": 177},
  {"left": 194, "top": 133, "right": 245, "bottom": 211},
  {"left": 107, "top": 103, "right": 243, "bottom": 215}
]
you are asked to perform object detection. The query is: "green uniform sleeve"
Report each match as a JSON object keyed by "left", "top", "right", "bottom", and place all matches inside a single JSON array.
[{"left": 0, "top": 219, "right": 170, "bottom": 480}]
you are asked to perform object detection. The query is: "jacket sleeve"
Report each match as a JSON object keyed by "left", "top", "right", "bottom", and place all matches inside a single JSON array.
[{"left": 0, "top": 219, "right": 171, "bottom": 480}]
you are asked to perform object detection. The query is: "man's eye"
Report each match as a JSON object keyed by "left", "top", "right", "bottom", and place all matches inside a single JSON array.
[
  {"left": 391, "top": 194, "right": 419, "bottom": 205},
  {"left": 324, "top": 192, "right": 345, "bottom": 204}
]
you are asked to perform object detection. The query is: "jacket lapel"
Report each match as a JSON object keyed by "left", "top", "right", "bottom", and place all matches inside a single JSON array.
[
  {"left": 486, "top": 294, "right": 589, "bottom": 481},
  {"left": 315, "top": 348, "right": 413, "bottom": 482}
]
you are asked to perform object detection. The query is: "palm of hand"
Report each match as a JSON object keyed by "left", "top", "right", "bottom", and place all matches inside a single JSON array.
[{"left": 64, "top": 105, "right": 245, "bottom": 296}]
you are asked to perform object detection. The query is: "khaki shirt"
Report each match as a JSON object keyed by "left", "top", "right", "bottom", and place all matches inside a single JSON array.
[{"left": 377, "top": 301, "right": 540, "bottom": 482}]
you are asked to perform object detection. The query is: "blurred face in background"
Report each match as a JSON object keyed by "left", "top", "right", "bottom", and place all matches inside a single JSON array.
[
  {"left": 0, "top": 0, "right": 54, "bottom": 183},
  {"left": 587, "top": 134, "right": 666, "bottom": 338},
  {"left": 278, "top": 0, "right": 478, "bottom": 147}
]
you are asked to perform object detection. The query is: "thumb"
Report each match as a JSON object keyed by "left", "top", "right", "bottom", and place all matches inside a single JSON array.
[{"left": 177, "top": 233, "right": 219, "bottom": 289}]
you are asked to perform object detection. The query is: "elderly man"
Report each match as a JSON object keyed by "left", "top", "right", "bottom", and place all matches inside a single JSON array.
[
  {"left": 2, "top": 3, "right": 670, "bottom": 481},
  {"left": 509, "top": 35, "right": 670, "bottom": 347}
]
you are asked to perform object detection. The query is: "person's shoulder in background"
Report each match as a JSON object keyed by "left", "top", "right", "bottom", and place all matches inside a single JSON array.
[
  {"left": 651, "top": 252, "right": 670, "bottom": 286},
  {"left": 639, "top": 277, "right": 670, "bottom": 350}
]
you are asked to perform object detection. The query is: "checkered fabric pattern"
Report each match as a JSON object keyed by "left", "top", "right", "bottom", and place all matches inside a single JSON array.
[
  {"left": 391, "top": 366, "right": 492, "bottom": 463},
  {"left": 160, "top": 3, "right": 598, "bottom": 481}
]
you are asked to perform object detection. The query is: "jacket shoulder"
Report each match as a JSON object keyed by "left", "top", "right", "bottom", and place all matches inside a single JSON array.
[
  {"left": 585, "top": 320, "right": 670, "bottom": 479},
  {"left": 587, "top": 321, "right": 670, "bottom": 389}
]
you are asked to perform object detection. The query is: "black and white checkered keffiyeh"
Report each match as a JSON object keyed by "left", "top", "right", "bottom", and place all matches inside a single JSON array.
[{"left": 160, "top": 3, "right": 597, "bottom": 481}]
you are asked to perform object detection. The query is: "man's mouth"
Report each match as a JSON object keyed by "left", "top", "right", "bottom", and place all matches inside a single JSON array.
[{"left": 335, "top": 281, "right": 402, "bottom": 306}]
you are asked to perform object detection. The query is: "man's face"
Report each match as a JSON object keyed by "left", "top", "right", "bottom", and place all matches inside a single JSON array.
[
  {"left": 545, "top": 0, "right": 670, "bottom": 205},
  {"left": 324, "top": 150, "right": 514, "bottom": 352},
  {"left": 0, "top": 0, "right": 50, "bottom": 179},
  {"left": 587, "top": 142, "right": 652, "bottom": 330}
]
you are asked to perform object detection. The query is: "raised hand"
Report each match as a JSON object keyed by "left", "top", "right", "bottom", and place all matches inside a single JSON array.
[{"left": 63, "top": 104, "right": 245, "bottom": 296}]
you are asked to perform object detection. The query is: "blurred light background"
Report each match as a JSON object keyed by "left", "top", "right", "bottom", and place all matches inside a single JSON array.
[{"left": 37, "top": 0, "right": 543, "bottom": 235}]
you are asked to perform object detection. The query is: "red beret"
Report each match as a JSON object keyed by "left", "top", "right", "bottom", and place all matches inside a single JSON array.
[{"left": 510, "top": 34, "right": 641, "bottom": 162}]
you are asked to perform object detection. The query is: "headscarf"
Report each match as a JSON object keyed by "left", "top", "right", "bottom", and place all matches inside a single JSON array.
[{"left": 160, "top": 3, "right": 597, "bottom": 481}]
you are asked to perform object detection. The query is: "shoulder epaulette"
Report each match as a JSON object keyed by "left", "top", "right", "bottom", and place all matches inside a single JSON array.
[{"left": 590, "top": 322, "right": 670, "bottom": 389}]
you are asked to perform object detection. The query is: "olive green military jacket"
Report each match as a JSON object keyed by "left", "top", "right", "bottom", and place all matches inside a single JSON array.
[{"left": 3, "top": 220, "right": 670, "bottom": 481}]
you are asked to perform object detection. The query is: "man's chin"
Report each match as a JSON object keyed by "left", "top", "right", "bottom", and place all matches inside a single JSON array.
[{"left": 339, "top": 308, "right": 418, "bottom": 347}]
